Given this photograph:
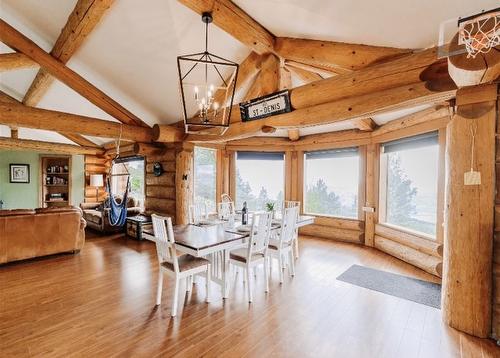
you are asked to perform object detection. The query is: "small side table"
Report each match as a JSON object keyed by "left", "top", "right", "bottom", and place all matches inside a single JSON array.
[{"left": 126, "top": 215, "right": 152, "bottom": 241}]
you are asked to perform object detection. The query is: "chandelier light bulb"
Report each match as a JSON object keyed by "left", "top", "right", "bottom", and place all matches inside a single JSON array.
[{"left": 194, "top": 86, "right": 199, "bottom": 100}]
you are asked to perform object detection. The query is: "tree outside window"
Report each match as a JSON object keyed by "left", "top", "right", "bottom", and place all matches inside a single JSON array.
[{"left": 193, "top": 147, "right": 216, "bottom": 212}]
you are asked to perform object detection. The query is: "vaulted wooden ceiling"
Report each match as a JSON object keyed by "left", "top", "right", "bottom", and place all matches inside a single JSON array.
[{"left": 0, "top": 0, "right": 498, "bottom": 152}]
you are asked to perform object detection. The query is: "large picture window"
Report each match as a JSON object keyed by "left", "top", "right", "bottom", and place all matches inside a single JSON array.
[
  {"left": 235, "top": 152, "right": 285, "bottom": 211},
  {"left": 111, "top": 156, "right": 145, "bottom": 210},
  {"left": 304, "top": 148, "right": 359, "bottom": 219},
  {"left": 379, "top": 132, "right": 439, "bottom": 238},
  {"left": 193, "top": 146, "right": 217, "bottom": 212}
]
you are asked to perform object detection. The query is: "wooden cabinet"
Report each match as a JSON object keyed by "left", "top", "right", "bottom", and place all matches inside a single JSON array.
[{"left": 39, "top": 155, "right": 72, "bottom": 208}]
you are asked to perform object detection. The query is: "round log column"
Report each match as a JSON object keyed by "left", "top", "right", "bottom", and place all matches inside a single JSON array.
[
  {"left": 442, "top": 84, "right": 497, "bottom": 338},
  {"left": 175, "top": 147, "right": 193, "bottom": 225}
]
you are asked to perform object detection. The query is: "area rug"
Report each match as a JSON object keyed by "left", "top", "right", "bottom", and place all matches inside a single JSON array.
[{"left": 336, "top": 264, "right": 441, "bottom": 308}]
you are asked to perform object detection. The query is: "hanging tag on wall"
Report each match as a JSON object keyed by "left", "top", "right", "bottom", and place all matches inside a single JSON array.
[{"left": 464, "top": 170, "right": 481, "bottom": 185}]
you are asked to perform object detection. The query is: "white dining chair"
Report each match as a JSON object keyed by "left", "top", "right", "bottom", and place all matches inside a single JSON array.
[
  {"left": 268, "top": 206, "right": 298, "bottom": 283},
  {"left": 229, "top": 211, "right": 273, "bottom": 302},
  {"left": 283, "top": 201, "right": 301, "bottom": 259},
  {"left": 152, "top": 214, "right": 211, "bottom": 317},
  {"left": 188, "top": 202, "right": 208, "bottom": 224},
  {"left": 218, "top": 201, "right": 235, "bottom": 221}
]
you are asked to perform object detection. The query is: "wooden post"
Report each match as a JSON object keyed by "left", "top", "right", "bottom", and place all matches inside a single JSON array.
[
  {"left": 175, "top": 146, "right": 193, "bottom": 225},
  {"left": 364, "top": 143, "right": 379, "bottom": 247},
  {"left": 442, "top": 83, "right": 497, "bottom": 338}
]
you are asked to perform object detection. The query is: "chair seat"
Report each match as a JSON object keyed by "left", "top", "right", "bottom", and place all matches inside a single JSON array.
[
  {"left": 161, "top": 255, "right": 209, "bottom": 272},
  {"left": 230, "top": 248, "right": 265, "bottom": 263},
  {"left": 268, "top": 239, "right": 292, "bottom": 251}
]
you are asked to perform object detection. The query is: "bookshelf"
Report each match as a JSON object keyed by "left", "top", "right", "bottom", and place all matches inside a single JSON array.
[{"left": 39, "top": 155, "right": 72, "bottom": 208}]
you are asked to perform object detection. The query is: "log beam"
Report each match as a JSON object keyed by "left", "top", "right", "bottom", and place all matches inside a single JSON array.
[
  {"left": 23, "top": 0, "right": 115, "bottom": 106},
  {"left": 0, "top": 137, "right": 104, "bottom": 155},
  {"left": 0, "top": 52, "right": 38, "bottom": 71},
  {"left": 442, "top": 83, "right": 497, "bottom": 338},
  {"left": 285, "top": 60, "right": 335, "bottom": 78},
  {"left": 152, "top": 124, "right": 186, "bottom": 142},
  {"left": 177, "top": 0, "right": 275, "bottom": 54},
  {"left": 0, "top": 89, "right": 98, "bottom": 147},
  {"left": 288, "top": 129, "right": 300, "bottom": 141},
  {"left": 0, "top": 101, "right": 152, "bottom": 142},
  {"left": 0, "top": 18, "right": 148, "bottom": 127},
  {"left": 286, "top": 64, "right": 322, "bottom": 84},
  {"left": 275, "top": 37, "right": 412, "bottom": 71},
  {"left": 354, "top": 118, "right": 377, "bottom": 131}
]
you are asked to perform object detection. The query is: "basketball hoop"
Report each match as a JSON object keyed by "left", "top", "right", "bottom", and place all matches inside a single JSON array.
[{"left": 458, "top": 9, "right": 500, "bottom": 58}]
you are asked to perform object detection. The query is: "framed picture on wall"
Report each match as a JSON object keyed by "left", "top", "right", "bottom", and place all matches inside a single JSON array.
[{"left": 10, "top": 164, "right": 30, "bottom": 183}]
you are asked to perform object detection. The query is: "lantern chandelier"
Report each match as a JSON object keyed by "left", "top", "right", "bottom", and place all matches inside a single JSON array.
[{"left": 177, "top": 12, "right": 239, "bottom": 135}]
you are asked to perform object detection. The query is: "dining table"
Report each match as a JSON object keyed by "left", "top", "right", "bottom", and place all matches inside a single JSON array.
[{"left": 143, "top": 215, "right": 315, "bottom": 298}]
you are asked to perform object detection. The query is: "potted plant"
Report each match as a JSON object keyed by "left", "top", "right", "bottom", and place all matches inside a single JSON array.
[{"left": 265, "top": 202, "right": 275, "bottom": 219}]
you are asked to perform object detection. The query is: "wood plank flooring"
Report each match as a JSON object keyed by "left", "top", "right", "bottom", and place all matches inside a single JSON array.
[{"left": 1, "top": 233, "right": 498, "bottom": 357}]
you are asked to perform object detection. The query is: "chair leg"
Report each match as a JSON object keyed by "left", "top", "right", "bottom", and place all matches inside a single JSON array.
[
  {"left": 289, "top": 249, "right": 295, "bottom": 277},
  {"left": 242, "top": 267, "right": 246, "bottom": 283},
  {"left": 246, "top": 267, "right": 253, "bottom": 302},
  {"left": 264, "top": 259, "right": 269, "bottom": 293},
  {"left": 156, "top": 270, "right": 163, "bottom": 305},
  {"left": 269, "top": 256, "right": 273, "bottom": 277},
  {"left": 186, "top": 276, "right": 191, "bottom": 292},
  {"left": 278, "top": 253, "right": 284, "bottom": 284},
  {"left": 294, "top": 231, "right": 299, "bottom": 259},
  {"left": 254, "top": 267, "right": 257, "bottom": 277},
  {"left": 206, "top": 265, "right": 211, "bottom": 303},
  {"left": 171, "top": 278, "right": 180, "bottom": 317}
]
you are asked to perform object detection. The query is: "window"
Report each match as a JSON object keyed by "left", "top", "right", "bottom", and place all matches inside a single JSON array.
[
  {"left": 304, "top": 148, "right": 359, "bottom": 219},
  {"left": 235, "top": 151, "right": 285, "bottom": 211},
  {"left": 111, "top": 156, "right": 145, "bottom": 210},
  {"left": 379, "top": 132, "right": 439, "bottom": 238},
  {"left": 193, "top": 146, "right": 217, "bottom": 212}
]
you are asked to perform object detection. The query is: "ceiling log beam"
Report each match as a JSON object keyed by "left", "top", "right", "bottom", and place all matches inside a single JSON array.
[
  {"left": 354, "top": 118, "right": 377, "bottom": 131},
  {"left": 0, "top": 52, "right": 38, "bottom": 71},
  {"left": 0, "top": 137, "right": 104, "bottom": 155},
  {"left": 275, "top": 37, "right": 413, "bottom": 71},
  {"left": 0, "top": 18, "right": 149, "bottom": 128},
  {"left": 0, "top": 101, "right": 153, "bottom": 142},
  {"left": 285, "top": 64, "right": 323, "bottom": 84},
  {"left": 186, "top": 82, "right": 455, "bottom": 142},
  {"left": 23, "top": 0, "right": 115, "bottom": 106},
  {"left": 0, "top": 89, "right": 98, "bottom": 147},
  {"left": 177, "top": 0, "right": 275, "bottom": 54}
]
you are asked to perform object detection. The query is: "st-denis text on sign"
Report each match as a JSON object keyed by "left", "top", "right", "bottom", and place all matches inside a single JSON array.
[{"left": 239, "top": 90, "right": 291, "bottom": 122}]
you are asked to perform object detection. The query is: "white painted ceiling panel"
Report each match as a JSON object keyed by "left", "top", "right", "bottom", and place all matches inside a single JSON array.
[{"left": 234, "top": 0, "right": 500, "bottom": 48}]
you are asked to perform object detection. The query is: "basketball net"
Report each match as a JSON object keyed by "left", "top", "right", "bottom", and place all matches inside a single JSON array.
[{"left": 459, "top": 11, "right": 500, "bottom": 58}]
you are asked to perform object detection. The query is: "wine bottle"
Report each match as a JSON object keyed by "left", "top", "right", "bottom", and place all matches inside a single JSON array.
[{"left": 242, "top": 201, "right": 248, "bottom": 225}]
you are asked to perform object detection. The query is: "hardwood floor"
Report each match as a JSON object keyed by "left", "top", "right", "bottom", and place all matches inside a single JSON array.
[{"left": 1, "top": 232, "right": 498, "bottom": 357}]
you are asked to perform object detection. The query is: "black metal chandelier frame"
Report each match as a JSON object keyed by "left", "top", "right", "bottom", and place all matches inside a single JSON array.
[{"left": 177, "top": 12, "right": 239, "bottom": 134}]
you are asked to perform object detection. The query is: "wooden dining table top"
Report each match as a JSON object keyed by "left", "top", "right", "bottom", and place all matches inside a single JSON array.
[
  {"left": 172, "top": 224, "right": 248, "bottom": 251},
  {"left": 172, "top": 215, "right": 315, "bottom": 251}
]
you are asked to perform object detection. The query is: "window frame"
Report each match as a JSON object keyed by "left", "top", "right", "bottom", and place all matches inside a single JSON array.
[
  {"left": 111, "top": 155, "right": 145, "bottom": 210},
  {"left": 377, "top": 130, "right": 443, "bottom": 241},
  {"left": 193, "top": 146, "right": 218, "bottom": 213},
  {"left": 302, "top": 146, "right": 365, "bottom": 221}
]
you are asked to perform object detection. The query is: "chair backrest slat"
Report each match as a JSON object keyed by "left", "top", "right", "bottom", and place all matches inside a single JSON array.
[
  {"left": 218, "top": 201, "right": 235, "bottom": 220},
  {"left": 189, "top": 203, "right": 207, "bottom": 224},
  {"left": 280, "top": 206, "right": 298, "bottom": 245},
  {"left": 246, "top": 211, "right": 273, "bottom": 259},
  {"left": 152, "top": 214, "right": 179, "bottom": 272}
]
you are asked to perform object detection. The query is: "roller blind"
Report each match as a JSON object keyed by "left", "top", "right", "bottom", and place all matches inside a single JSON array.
[
  {"left": 305, "top": 147, "right": 358, "bottom": 160},
  {"left": 381, "top": 131, "right": 438, "bottom": 153},
  {"left": 236, "top": 151, "right": 284, "bottom": 161}
]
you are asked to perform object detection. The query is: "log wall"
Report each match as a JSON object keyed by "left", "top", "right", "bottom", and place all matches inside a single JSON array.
[
  {"left": 143, "top": 148, "right": 177, "bottom": 221},
  {"left": 84, "top": 155, "right": 110, "bottom": 203}
]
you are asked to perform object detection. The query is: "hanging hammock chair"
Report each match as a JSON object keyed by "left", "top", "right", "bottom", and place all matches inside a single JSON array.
[
  {"left": 106, "top": 174, "right": 130, "bottom": 227},
  {"left": 105, "top": 125, "right": 131, "bottom": 227}
]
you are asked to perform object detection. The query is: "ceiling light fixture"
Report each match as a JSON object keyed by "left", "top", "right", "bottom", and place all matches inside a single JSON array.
[{"left": 177, "top": 12, "right": 239, "bottom": 135}]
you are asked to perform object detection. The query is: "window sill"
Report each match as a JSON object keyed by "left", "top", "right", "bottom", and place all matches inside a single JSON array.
[
  {"left": 303, "top": 212, "right": 360, "bottom": 222},
  {"left": 378, "top": 222, "right": 435, "bottom": 241}
]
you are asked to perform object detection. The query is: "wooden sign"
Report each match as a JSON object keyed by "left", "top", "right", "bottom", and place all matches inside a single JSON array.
[{"left": 239, "top": 90, "right": 291, "bottom": 122}]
